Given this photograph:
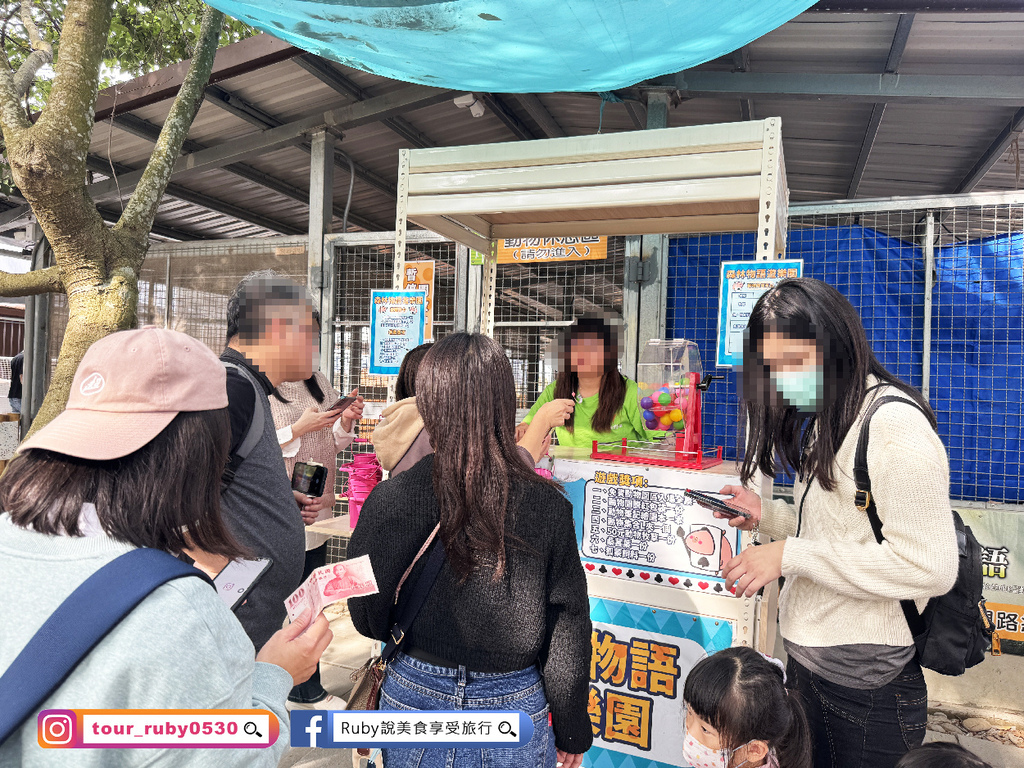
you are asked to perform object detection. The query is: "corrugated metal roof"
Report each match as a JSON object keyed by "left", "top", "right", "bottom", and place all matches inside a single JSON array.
[{"left": 5, "top": 8, "right": 1022, "bottom": 242}]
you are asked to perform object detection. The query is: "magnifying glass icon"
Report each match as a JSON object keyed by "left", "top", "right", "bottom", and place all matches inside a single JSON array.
[
  {"left": 244, "top": 722, "right": 263, "bottom": 738},
  {"left": 498, "top": 721, "right": 517, "bottom": 738}
]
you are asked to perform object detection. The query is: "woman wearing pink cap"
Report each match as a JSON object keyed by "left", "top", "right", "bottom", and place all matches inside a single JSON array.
[{"left": 0, "top": 328, "right": 332, "bottom": 766}]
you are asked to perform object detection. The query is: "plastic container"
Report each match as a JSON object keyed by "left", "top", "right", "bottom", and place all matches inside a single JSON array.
[{"left": 636, "top": 339, "right": 703, "bottom": 432}]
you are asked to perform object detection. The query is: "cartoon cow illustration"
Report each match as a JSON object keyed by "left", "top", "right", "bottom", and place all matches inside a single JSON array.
[{"left": 677, "top": 524, "right": 734, "bottom": 575}]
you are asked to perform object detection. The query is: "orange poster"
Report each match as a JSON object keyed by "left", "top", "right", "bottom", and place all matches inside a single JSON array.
[
  {"left": 496, "top": 236, "right": 607, "bottom": 264},
  {"left": 401, "top": 261, "right": 435, "bottom": 341}
]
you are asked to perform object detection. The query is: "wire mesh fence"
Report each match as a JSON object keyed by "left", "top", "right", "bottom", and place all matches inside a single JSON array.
[
  {"left": 668, "top": 197, "right": 1024, "bottom": 508},
  {"left": 493, "top": 237, "right": 626, "bottom": 417}
]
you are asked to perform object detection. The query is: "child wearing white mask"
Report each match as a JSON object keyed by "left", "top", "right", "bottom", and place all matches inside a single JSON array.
[{"left": 682, "top": 647, "right": 811, "bottom": 768}]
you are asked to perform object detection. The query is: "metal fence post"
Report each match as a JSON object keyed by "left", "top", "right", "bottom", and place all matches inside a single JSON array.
[{"left": 922, "top": 211, "right": 935, "bottom": 403}]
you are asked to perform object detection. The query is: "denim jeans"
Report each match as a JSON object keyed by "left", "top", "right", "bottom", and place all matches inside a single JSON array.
[
  {"left": 787, "top": 656, "right": 928, "bottom": 768},
  {"left": 378, "top": 652, "right": 557, "bottom": 768}
]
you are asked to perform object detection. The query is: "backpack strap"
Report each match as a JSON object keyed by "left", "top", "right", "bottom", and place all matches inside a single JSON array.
[
  {"left": 854, "top": 394, "right": 931, "bottom": 640},
  {"left": 0, "top": 548, "right": 213, "bottom": 747},
  {"left": 221, "top": 362, "right": 266, "bottom": 489}
]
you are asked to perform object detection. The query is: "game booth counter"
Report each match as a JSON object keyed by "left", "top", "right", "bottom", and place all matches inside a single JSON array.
[{"left": 386, "top": 119, "right": 789, "bottom": 767}]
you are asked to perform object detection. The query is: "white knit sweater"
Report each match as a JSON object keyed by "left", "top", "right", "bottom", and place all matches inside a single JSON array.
[{"left": 760, "top": 378, "right": 959, "bottom": 650}]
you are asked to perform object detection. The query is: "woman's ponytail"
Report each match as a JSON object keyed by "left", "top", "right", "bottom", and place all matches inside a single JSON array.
[{"left": 775, "top": 688, "right": 813, "bottom": 768}]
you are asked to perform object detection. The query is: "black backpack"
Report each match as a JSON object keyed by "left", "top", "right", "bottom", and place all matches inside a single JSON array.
[{"left": 855, "top": 395, "right": 997, "bottom": 676}]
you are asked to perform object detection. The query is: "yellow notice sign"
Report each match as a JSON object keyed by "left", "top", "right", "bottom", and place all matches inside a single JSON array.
[
  {"left": 496, "top": 237, "right": 607, "bottom": 264},
  {"left": 401, "top": 260, "right": 435, "bottom": 341}
]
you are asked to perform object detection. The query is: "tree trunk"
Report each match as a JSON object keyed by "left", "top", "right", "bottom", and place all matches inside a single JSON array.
[{"left": 0, "top": 1, "right": 225, "bottom": 437}]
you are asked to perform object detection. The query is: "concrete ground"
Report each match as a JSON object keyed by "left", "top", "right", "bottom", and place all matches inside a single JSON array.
[{"left": 278, "top": 612, "right": 1024, "bottom": 768}]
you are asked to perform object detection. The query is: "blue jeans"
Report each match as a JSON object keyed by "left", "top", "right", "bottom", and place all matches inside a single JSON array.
[
  {"left": 788, "top": 656, "right": 928, "bottom": 768},
  {"left": 379, "top": 652, "right": 557, "bottom": 768}
]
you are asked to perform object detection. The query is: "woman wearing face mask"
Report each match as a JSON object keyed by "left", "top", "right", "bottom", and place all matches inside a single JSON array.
[
  {"left": 516, "top": 316, "right": 655, "bottom": 450},
  {"left": 682, "top": 647, "right": 811, "bottom": 768},
  {"left": 714, "top": 279, "right": 958, "bottom": 768}
]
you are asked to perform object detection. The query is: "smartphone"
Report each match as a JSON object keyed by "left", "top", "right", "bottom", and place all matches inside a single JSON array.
[
  {"left": 684, "top": 489, "right": 752, "bottom": 520},
  {"left": 213, "top": 557, "right": 273, "bottom": 611},
  {"left": 292, "top": 461, "right": 327, "bottom": 498},
  {"left": 327, "top": 395, "right": 358, "bottom": 413}
]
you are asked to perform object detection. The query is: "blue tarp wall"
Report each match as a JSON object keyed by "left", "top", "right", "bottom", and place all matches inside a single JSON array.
[{"left": 667, "top": 226, "right": 1024, "bottom": 504}]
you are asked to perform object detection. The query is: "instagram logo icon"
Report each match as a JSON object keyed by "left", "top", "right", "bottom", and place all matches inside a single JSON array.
[{"left": 38, "top": 710, "right": 77, "bottom": 748}]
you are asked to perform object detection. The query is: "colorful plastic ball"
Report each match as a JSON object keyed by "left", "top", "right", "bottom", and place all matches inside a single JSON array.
[
  {"left": 669, "top": 409, "right": 683, "bottom": 422},
  {"left": 645, "top": 419, "right": 659, "bottom": 430},
  {"left": 659, "top": 414, "right": 674, "bottom": 426},
  {"left": 657, "top": 392, "right": 671, "bottom": 406},
  {"left": 640, "top": 396, "right": 654, "bottom": 409},
  {"left": 673, "top": 420, "right": 685, "bottom": 430},
  {"left": 642, "top": 409, "right": 655, "bottom": 421}
]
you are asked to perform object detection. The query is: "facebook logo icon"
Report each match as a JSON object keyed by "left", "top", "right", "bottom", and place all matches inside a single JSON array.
[{"left": 290, "top": 711, "right": 333, "bottom": 748}]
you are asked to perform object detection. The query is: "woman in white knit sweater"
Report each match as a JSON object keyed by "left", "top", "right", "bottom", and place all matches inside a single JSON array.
[{"left": 715, "top": 279, "right": 958, "bottom": 768}]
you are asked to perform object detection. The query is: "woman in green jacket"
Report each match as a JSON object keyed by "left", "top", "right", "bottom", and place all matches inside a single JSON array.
[{"left": 517, "top": 317, "right": 655, "bottom": 450}]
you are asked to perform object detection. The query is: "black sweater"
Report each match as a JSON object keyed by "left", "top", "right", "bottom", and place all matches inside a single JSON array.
[{"left": 347, "top": 455, "right": 593, "bottom": 754}]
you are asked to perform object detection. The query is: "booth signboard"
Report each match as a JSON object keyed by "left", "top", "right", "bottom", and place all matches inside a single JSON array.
[
  {"left": 585, "top": 596, "right": 733, "bottom": 768},
  {"left": 496, "top": 236, "right": 607, "bottom": 264},
  {"left": 554, "top": 457, "right": 744, "bottom": 597},
  {"left": 716, "top": 259, "right": 803, "bottom": 367},
  {"left": 401, "top": 260, "right": 435, "bottom": 341},
  {"left": 958, "top": 508, "right": 1024, "bottom": 654},
  {"left": 368, "top": 290, "right": 426, "bottom": 376}
]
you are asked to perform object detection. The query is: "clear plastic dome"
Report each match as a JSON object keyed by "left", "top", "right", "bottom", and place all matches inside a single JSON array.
[{"left": 636, "top": 339, "right": 703, "bottom": 432}]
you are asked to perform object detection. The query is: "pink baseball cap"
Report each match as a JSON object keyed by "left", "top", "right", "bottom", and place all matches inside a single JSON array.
[{"left": 20, "top": 327, "right": 228, "bottom": 460}]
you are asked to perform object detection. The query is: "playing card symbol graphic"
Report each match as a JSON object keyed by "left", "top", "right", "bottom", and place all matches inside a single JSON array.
[{"left": 680, "top": 525, "right": 733, "bottom": 575}]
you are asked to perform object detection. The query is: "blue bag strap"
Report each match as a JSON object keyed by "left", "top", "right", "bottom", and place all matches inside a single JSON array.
[{"left": 0, "top": 548, "right": 213, "bottom": 747}]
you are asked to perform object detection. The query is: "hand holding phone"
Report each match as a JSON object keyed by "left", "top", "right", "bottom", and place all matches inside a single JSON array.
[{"left": 684, "top": 489, "right": 752, "bottom": 520}]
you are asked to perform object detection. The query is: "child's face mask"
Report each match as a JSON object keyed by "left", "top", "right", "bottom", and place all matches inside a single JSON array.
[{"left": 682, "top": 733, "right": 754, "bottom": 768}]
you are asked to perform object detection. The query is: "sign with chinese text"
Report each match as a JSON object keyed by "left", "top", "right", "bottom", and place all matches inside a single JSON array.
[
  {"left": 958, "top": 508, "right": 1024, "bottom": 654},
  {"left": 553, "top": 458, "right": 744, "bottom": 597},
  {"left": 585, "top": 597, "right": 733, "bottom": 768},
  {"left": 401, "top": 260, "right": 435, "bottom": 341},
  {"left": 496, "top": 236, "right": 608, "bottom": 264},
  {"left": 368, "top": 290, "right": 426, "bottom": 376},
  {"left": 716, "top": 259, "right": 804, "bottom": 367}
]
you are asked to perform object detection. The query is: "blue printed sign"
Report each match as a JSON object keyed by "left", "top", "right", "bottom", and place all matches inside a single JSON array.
[
  {"left": 585, "top": 597, "right": 733, "bottom": 768},
  {"left": 716, "top": 259, "right": 803, "bottom": 368},
  {"left": 369, "top": 290, "right": 427, "bottom": 376}
]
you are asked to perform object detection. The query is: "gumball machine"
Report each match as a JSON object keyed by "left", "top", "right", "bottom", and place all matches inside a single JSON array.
[{"left": 593, "top": 339, "right": 724, "bottom": 469}]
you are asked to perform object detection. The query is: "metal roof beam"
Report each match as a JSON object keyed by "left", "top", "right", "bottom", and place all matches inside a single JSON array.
[
  {"left": 108, "top": 112, "right": 386, "bottom": 232},
  {"left": 672, "top": 72, "right": 1024, "bottom": 104},
  {"left": 808, "top": 0, "right": 1024, "bottom": 11},
  {"left": 730, "top": 46, "right": 755, "bottom": 121},
  {"left": 202, "top": 84, "right": 398, "bottom": 209},
  {"left": 514, "top": 94, "right": 567, "bottom": 139},
  {"left": 293, "top": 55, "right": 437, "bottom": 148},
  {"left": 623, "top": 101, "right": 645, "bottom": 130},
  {"left": 0, "top": 205, "right": 32, "bottom": 230},
  {"left": 85, "top": 156, "right": 301, "bottom": 236},
  {"left": 848, "top": 13, "right": 914, "bottom": 198},
  {"left": 479, "top": 94, "right": 540, "bottom": 141},
  {"left": 955, "top": 107, "right": 1024, "bottom": 193},
  {"left": 88, "top": 84, "right": 449, "bottom": 202}
]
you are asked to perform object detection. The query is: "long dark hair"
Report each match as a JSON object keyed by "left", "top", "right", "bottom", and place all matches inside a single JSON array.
[
  {"left": 684, "top": 647, "right": 812, "bottom": 768},
  {"left": 395, "top": 343, "right": 433, "bottom": 401},
  {"left": 740, "top": 278, "right": 935, "bottom": 491},
  {"left": 416, "top": 333, "right": 558, "bottom": 582},
  {"left": 1, "top": 409, "right": 247, "bottom": 559},
  {"left": 896, "top": 744, "right": 993, "bottom": 768},
  {"left": 8, "top": 352, "right": 22, "bottom": 400},
  {"left": 553, "top": 316, "right": 625, "bottom": 433}
]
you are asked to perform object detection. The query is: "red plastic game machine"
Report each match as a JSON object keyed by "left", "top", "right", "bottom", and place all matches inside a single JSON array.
[{"left": 547, "top": 339, "right": 771, "bottom": 768}]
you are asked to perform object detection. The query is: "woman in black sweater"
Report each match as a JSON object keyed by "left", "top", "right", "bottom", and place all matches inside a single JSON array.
[{"left": 348, "top": 333, "right": 592, "bottom": 768}]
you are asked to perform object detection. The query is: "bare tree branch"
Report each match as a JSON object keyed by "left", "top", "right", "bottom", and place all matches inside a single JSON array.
[
  {"left": 0, "top": 264, "right": 62, "bottom": 296},
  {"left": 13, "top": 1, "right": 53, "bottom": 98},
  {"left": 116, "top": 6, "right": 224, "bottom": 244}
]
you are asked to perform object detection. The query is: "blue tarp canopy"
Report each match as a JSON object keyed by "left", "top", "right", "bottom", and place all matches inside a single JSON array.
[{"left": 205, "top": 0, "right": 816, "bottom": 92}]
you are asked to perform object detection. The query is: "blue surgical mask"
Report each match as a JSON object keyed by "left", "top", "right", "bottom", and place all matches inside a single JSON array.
[{"left": 771, "top": 368, "right": 823, "bottom": 412}]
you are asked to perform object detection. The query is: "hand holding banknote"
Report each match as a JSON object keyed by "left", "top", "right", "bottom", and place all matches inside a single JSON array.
[{"left": 284, "top": 554, "right": 379, "bottom": 625}]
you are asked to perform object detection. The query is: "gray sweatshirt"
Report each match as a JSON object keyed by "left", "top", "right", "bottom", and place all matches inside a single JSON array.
[{"left": 0, "top": 514, "right": 292, "bottom": 767}]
